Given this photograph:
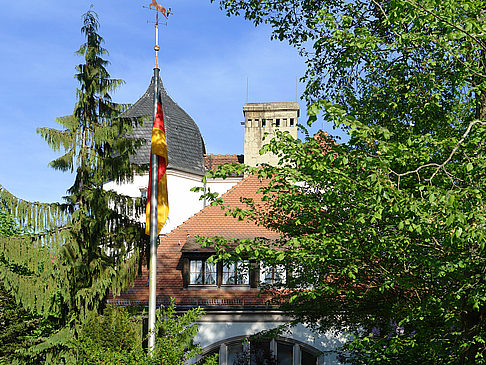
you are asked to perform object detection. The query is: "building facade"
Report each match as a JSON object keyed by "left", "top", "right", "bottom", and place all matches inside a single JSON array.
[{"left": 108, "top": 74, "right": 345, "bottom": 364}]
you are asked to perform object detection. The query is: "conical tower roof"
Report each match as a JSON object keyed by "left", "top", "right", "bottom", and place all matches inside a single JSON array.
[{"left": 125, "top": 76, "right": 206, "bottom": 176}]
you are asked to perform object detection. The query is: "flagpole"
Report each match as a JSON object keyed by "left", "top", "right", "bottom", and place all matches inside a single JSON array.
[{"left": 148, "top": 9, "right": 160, "bottom": 356}]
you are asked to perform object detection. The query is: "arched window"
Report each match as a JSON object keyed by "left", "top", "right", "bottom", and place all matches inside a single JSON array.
[{"left": 201, "top": 335, "right": 320, "bottom": 365}]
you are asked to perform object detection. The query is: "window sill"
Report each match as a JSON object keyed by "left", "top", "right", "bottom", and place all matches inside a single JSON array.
[{"left": 186, "top": 285, "right": 256, "bottom": 291}]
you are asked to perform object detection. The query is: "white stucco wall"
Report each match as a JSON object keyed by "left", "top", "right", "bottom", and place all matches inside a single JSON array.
[
  {"left": 195, "top": 313, "right": 347, "bottom": 364},
  {"left": 104, "top": 170, "right": 242, "bottom": 234}
]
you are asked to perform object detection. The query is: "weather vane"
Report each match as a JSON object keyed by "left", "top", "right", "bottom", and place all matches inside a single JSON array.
[
  {"left": 149, "top": 0, "right": 171, "bottom": 19},
  {"left": 144, "top": 0, "right": 172, "bottom": 68}
]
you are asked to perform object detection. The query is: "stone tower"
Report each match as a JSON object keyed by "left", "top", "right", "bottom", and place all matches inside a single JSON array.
[{"left": 243, "top": 102, "right": 300, "bottom": 166}]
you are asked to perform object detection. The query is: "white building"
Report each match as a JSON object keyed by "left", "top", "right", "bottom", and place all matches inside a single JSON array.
[{"left": 109, "top": 74, "right": 346, "bottom": 364}]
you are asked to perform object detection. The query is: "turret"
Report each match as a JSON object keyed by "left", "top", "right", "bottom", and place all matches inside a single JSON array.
[{"left": 243, "top": 102, "right": 299, "bottom": 166}]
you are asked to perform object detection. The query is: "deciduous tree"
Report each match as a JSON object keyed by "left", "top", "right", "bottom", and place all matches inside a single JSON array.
[
  {"left": 208, "top": 0, "right": 486, "bottom": 363},
  {"left": 73, "top": 301, "right": 218, "bottom": 365}
]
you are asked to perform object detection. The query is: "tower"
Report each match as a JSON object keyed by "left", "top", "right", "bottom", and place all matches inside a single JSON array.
[{"left": 243, "top": 102, "right": 300, "bottom": 166}]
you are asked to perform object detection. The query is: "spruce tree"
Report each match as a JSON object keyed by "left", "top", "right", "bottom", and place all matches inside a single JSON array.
[{"left": 0, "top": 10, "right": 146, "bottom": 362}]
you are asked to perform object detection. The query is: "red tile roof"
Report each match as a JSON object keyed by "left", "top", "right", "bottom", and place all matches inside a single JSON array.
[
  {"left": 204, "top": 154, "right": 244, "bottom": 171},
  {"left": 111, "top": 174, "right": 280, "bottom": 306},
  {"left": 164, "top": 173, "right": 280, "bottom": 241}
]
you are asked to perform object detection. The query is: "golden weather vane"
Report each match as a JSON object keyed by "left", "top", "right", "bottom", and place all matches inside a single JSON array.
[
  {"left": 149, "top": 0, "right": 171, "bottom": 19},
  {"left": 143, "top": 0, "right": 172, "bottom": 68}
]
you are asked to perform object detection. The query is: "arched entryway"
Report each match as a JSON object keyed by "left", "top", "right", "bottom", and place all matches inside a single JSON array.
[{"left": 201, "top": 335, "right": 322, "bottom": 365}]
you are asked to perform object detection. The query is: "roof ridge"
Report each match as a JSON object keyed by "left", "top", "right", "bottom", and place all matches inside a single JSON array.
[{"left": 205, "top": 153, "right": 242, "bottom": 157}]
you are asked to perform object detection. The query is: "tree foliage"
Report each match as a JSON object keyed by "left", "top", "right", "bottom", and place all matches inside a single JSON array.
[
  {"left": 0, "top": 203, "right": 40, "bottom": 364},
  {"left": 0, "top": 10, "right": 146, "bottom": 362},
  {"left": 208, "top": 0, "right": 486, "bottom": 363},
  {"left": 73, "top": 302, "right": 218, "bottom": 365}
]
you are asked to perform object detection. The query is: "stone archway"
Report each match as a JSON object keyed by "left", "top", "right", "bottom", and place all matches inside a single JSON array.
[{"left": 200, "top": 335, "right": 323, "bottom": 365}]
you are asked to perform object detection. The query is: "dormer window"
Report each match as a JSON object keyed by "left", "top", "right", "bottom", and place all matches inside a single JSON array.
[
  {"left": 182, "top": 236, "right": 259, "bottom": 289},
  {"left": 190, "top": 259, "right": 217, "bottom": 285},
  {"left": 184, "top": 258, "right": 255, "bottom": 289},
  {"left": 260, "top": 264, "right": 286, "bottom": 285},
  {"left": 222, "top": 261, "right": 249, "bottom": 285}
]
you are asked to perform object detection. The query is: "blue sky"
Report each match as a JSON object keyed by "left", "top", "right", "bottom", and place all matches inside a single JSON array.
[{"left": 0, "top": 0, "right": 345, "bottom": 203}]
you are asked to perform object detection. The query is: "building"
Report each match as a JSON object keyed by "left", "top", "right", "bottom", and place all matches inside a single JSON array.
[
  {"left": 243, "top": 102, "right": 299, "bottom": 167},
  {"left": 104, "top": 76, "right": 242, "bottom": 234},
  {"left": 108, "top": 73, "right": 345, "bottom": 364}
]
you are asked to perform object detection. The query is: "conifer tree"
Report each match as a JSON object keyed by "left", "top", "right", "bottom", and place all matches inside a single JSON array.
[
  {"left": 0, "top": 202, "right": 38, "bottom": 364},
  {"left": 0, "top": 10, "right": 146, "bottom": 362}
]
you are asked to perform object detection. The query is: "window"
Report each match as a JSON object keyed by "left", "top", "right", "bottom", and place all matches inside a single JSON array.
[
  {"left": 289, "top": 118, "right": 295, "bottom": 126},
  {"left": 228, "top": 343, "right": 244, "bottom": 365},
  {"left": 223, "top": 261, "right": 249, "bottom": 285},
  {"left": 189, "top": 259, "right": 217, "bottom": 285},
  {"left": 183, "top": 257, "right": 256, "bottom": 288},
  {"left": 277, "top": 342, "right": 293, "bottom": 365},
  {"left": 203, "top": 337, "right": 319, "bottom": 365},
  {"left": 302, "top": 348, "right": 317, "bottom": 365},
  {"left": 260, "top": 265, "right": 286, "bottom": 285},
  {"left": 261, "top": 119, "right": 266, "bottom": 127},
  {"left": 232, "top": 339, "right": 273, "bottom": 365},
  {"left": 275, "top": 118, "right": 280, "bottom": 127}
]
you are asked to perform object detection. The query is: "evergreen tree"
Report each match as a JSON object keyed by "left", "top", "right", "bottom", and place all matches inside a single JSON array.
[
  {"left": 0, "top": 10, "right": 146, "bottom": 362},
  {"left": 0, "top": 202, "right": 38, "bottom": 364}
]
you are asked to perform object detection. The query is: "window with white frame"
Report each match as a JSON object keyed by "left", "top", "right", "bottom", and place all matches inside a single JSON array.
[
  {"left": 183, "top": 256, "right": 256, "bottom": 288},
  {"left": 260, "top": 264, "right": 286, "bottom": 285},
  {"left": 222, "top": 261, "right": 249, "bottom": 285},
  {"left": 189, "top": 259, "right": 217, "bottom": 285}
]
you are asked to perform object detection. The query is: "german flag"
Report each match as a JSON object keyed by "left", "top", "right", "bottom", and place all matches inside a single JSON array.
[{"left": 145, "top": 93, "right": 169, "bottom": 235}]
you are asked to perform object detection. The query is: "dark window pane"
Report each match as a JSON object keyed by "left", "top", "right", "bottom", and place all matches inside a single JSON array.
[
  {"left": 302, "top": 348, "right": 317, "bottom": 365},
  {"left": 229, "top": 343, "right": 244, "bottom": 365},
  {"left": 250, "top": 340, "right": 275, "bottom": 365},
  {"left": 277, "top": 342, "right": 293, "bottom": 365}
]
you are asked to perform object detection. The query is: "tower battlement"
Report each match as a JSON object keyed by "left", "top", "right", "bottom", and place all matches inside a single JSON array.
[{"left": 243, "top": 102, "right": 300, "bottom": 166}]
